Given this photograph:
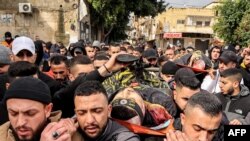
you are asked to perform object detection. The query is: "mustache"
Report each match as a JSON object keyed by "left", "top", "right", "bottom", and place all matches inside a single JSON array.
[
  {"left": 84, "top": 124, "right": 99, "bottom": 129},
  {"left": 16, "top": 126, "right": 32, "bottom": 131}
]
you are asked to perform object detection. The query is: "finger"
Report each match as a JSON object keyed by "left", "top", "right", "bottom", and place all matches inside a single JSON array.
[
  {"left": 60, "top": 118, "right": 74, "bottom": 127},
  {"left": 61, "top": 119, "right": 76, "bottom": 135},
  {"left": 169, "top": 130, "right": 178, "bottom": 141},
  {"left": 55, "top": 133, "right": 71, "bottom": 141},
  {"left": 181, "top": 132, "right": 190, "bottom": 141},
  {"left": 229, "top": 120, "right": 237, "bottom": 125},
  {"left": 176, "top": 131, "right": 185, "bottom": 141},
  {"left": 52, "top": 126, "right": 68, "bottom": 139},
  {"left": 43, "top": 122, "right": 57, "bottom": 133},
  {"left": 166, "top": 133, "right": 172, "bottom": 141}
]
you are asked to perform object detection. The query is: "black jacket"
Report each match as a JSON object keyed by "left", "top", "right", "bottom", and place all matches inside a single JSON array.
[
  {"left": 77, "top": 119, "right": 140, "bottom": 141},
  {"left": 216, "top": 85, "right": 250, "bottom": 122},
  {"left": 239, "top": 66, "right": 250, "bottom": 91},
  {"left": 0, "top": 71, "right": 62, "bottom": 101},
  {"left": 52, "top": 70, "right": 106, "bottom": 118}
]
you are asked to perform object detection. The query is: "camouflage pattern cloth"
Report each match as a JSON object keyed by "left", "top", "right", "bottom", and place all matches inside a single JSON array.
[{"left": 102, "top": 68, "right": 167, "bottom": 97}]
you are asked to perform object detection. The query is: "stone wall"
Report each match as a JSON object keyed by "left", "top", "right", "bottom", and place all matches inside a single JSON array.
[{"left": 0, "top": 0, "right": 80, "bottom": 45}]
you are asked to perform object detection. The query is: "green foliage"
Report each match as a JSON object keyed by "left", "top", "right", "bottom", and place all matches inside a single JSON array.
[
  {"left": 213, "top": 0, "right": 250, "bottom": 46},
  {"left": 86, "top": 0, "right": 166, "bottom": 42},
  {"left": 235, "top": 10, "right": 250, "bottom": 46}
]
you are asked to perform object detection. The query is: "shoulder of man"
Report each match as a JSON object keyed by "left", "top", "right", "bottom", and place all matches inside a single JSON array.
[
  {"left": 0, "top": 121, "right": 15, "bottom": 141},
  {"left": 115, "top": 130, "right": 140, "bottom": 141},
  {"left": 107, "top": 119, "right": 140, "bottom": 141}
]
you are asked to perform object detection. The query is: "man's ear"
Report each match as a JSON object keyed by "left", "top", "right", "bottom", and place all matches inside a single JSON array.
[
  {"left": 173, "top": 81, "right": 176, "bottom": 90},
  {"left": 45, "top": 103, "right": 53, "bottom": 118},
  {"left": 33, "top": 53, "right": 37, "bottom": 60},
  {"left": 173, "top": 82, "right": 177, "bottom": 100},
  {"left": 232, "top": 63, "right": 236, "bottom": 68},
  {"left": 180, "top": 113, "right": 185, "bottom": 127},
  {"left": 68, "top": 73, "right": 75, "bottom": 82},
  {"left": 9, "top": 54, "right": 14, "bottom": 62},
  {"left": 233, "top": 81, "right": 240, "bottom": 89},
  {"left": 5, "top": 83, "right": 10, "bottom": 90},
  {"left": 108, "top": 104, "right": 112, "bottom": 117}
]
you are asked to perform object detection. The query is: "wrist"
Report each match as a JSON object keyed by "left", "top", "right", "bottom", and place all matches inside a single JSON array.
[{"left": 103, "top": 64, "right": 111, "bottom": 73}]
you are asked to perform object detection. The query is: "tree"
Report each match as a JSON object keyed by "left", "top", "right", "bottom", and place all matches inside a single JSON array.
[
  {"left": 235, "top": 10, "right": 250, "bottom": 46},
  {"left": 86, "top": 0, "right": 166, "bottom": 42},
  {"left": 213, "top": 0, "right": 250, "bottom": 46}
]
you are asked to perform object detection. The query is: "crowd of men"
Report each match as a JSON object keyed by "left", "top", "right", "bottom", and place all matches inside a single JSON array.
[{"left": 0, "top": 31, "right": 250, "bottom": 141}]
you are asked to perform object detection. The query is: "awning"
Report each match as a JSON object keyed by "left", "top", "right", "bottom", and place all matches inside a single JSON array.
[
  {"left": 163, "top": 32, "right": 182, "bottom": 38},
  {"left": 163, "top": 32, "right": 212, "bottom": 39}
]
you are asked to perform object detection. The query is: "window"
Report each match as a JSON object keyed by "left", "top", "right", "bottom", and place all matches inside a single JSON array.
[
  {"left": 205, "top": 21, "right": 210, "bottom": 26},
  {"left": 196, "top": 21, "right": 202, "bottom": 26},
  {"left": 215, "top": 11, "right": 219, "bottom": 16},
  {"left": 177, "top": 20, "right": 185, "bottom": 24}
]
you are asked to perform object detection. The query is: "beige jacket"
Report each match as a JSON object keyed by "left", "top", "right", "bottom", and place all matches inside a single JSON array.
[{"left": 0, "top": 111, "right": 62, "bottom": 141}]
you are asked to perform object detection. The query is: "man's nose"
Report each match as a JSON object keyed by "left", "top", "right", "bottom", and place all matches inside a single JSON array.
[
  {"left": 16, "top": 114, "right": 27, "bottom": 127},
  {"left": 86, "top": 113, "right": 95, "bottom": 124},
  {"left": 199, "top": 131, "right": 209, "bottom": 141}
]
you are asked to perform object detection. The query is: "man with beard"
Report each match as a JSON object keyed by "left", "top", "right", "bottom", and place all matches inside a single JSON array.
[
  {"left": 0, "top": 77, "right": 76, "bottom": 141},
  {"left": 239, "top": 51, "right": 250, "bottom": 90},
  {"left": 172, "top": 68, "right": 201, "bottom": 117},
  {"left": 1, "top": 31, "right": 13, "bottom": 48},
  {"left": 49, "top": 55, "right": 69, "bottom": 84},
  {"left": 216, "top": 68, "right": 250, "bottom": 125},
  {"left": 142, "top": 48, "right": 158, "bottom": 67},
  {"left": 72, "top": 81, "right": 140, "bottom": 141},
  {"left": 166, "top": 92, "right": 223, "bottom": 141},
  {"left": 201, "top": 50, "right": 238, "bottom": 93}
]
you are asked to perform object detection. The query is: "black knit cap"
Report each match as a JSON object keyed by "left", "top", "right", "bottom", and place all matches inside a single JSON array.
[
  {"left": 161, "top": 61, "right": 180, "bottom": 75},
  {"left": 4, "top": 77, "right": 51, "bottom": 104},
  {"left": 5, "top": 31, "right": 12, "bottom": 38}
]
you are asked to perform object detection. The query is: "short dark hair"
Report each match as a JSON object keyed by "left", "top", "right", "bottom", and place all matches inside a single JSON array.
[
  {"left": 50, "top": 55, "right": 68, "bottom": 67},
  {"left": 74, "top": 81, "right": 108, "bottom": 100},
  {"left": 134, "top": 47, "right": 144, "bottom": 54},
  {"left": 8, "top": 61, "right": 38, "bottom": 83},
  {"left": 120, "top": 47, "right": 127, "bottom": 52},
  {"left": 180, "top": 47, "right": 186, "bottom": 51},
  {"left": 209, "top": 46, "right": 221, "bottom": 59},
  {"left": 69, "top": 55, "right": 92, "bottom": 68},
  {"left": 110, "top": 43, "right": 120, "bottom": 48},
  {"left": 94, "top": 54, "right": 109, "bottom": 61},
  {"left": 220, "top": 68, "right": 242, "bottom": 82},
  {"left": 174, "top": 68, "right": 201, "bottom": 90},
  {"left": 185, "top": 91, "right": 222, "bottom": 116},
  {"left": 158, "top": 55, "right": 168, "bottom": 64}
]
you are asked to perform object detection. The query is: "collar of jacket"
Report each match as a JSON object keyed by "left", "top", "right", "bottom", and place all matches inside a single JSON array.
[
  {"left": 241, "top": 62, "right": 246, "bottom": 69},
  {"left": 226, "top": 85, "right": 250, "bottom": 99},
  {"left": 0, "top": 110, "right": 62, "bottom": 141}
]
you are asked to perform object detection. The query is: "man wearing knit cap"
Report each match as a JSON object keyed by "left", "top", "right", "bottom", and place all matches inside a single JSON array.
[
  {"left": 0, "top": 77, "right": 76, "bottom": 141},
  {"left": 1, "top": 31, "right": 13, "bottom": 48},
  {"left": 160, "top": 61, "right": 180, "bottom": 83}
]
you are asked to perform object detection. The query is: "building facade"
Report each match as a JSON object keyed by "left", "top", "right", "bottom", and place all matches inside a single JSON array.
[
  {"left": 127, "top": 1, "right": 219, "bottom": 53},
  {"left": 155, "top": 7, "right": 216, "bottom": 52},
  {"left": 0, "top": 0, "right": 85, "bottom": 45}
]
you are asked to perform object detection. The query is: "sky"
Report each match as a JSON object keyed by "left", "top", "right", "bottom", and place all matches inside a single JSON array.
[{"left": 163, "top": 0, "right": 214, "bottom": 8}]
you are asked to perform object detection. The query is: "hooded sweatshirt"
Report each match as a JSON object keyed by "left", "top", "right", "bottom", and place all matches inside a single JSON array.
[{"left": 216, "top": 85, "right": 250, "bottom": 122}]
